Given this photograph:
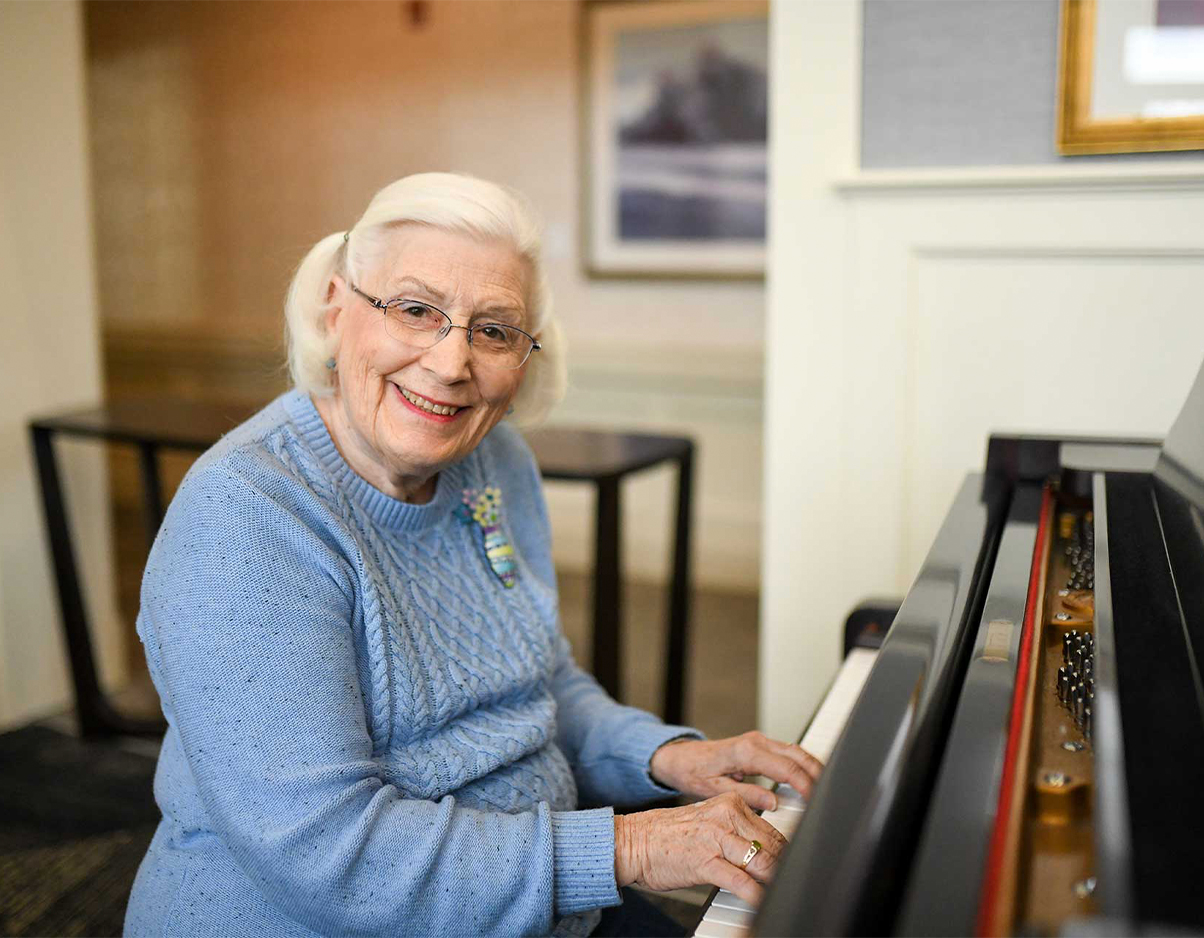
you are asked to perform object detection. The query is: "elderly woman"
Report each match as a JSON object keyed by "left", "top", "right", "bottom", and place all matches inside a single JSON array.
[{"left": 124, "top": 173, "right": 821, "bottom": 938}]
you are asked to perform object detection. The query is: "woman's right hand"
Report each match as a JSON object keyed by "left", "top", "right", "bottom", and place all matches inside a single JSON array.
[{"left": 613, "top": 791, "right": 788, "bottom": 906}]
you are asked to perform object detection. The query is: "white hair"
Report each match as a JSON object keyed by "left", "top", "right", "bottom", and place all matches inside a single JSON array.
[{"left": 284, "top": 172, "right": 566, "bottom": 427}]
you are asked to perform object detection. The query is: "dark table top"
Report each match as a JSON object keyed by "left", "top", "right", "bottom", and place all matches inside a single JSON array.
[{"left": 32, "top": 401, "right": 691, "bottom": 481}]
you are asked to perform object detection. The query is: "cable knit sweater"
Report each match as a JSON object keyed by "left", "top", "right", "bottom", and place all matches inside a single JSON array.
[{"left": 124, "top": 390, "right": 700, "bottom": 938}]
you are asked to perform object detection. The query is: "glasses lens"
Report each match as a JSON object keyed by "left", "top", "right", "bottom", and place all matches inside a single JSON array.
[
  {"left": 471, "top": 324, "right": 533, "bottom": 370},
  {"left": 382, "top": 302, "right": 446, "bottom": 346}
]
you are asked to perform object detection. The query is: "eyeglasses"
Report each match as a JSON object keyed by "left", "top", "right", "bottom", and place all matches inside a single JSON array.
[{"left": 350, "top": 284, "right": 541, "bottom": 370}]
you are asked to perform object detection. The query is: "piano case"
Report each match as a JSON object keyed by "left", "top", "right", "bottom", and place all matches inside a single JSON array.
[{"left": 754, "top": 359, "right": 1204, "bottom": 937}]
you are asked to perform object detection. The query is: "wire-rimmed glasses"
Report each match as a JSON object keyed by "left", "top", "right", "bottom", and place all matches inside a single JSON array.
[{"left": 350, "top": 284, "right": 541, "bottom": 370}]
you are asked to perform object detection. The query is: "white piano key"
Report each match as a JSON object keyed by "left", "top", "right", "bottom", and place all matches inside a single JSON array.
[
  {"left": 799, "top": 648, "right": 878, "bottom": 761},
  {"left": 702, "top": 903, "right": 753, "bottom": 926},
  {"left": 760, "top": 807, "right": 803, "bottom": 837},
  {"left": 711, "top": 890, "right": 756, "bottom": 914},
  {"left": 694, "top": 920, "right": 750, "bottom": 938},
  {"left": 773, "top": 785, "right": 806, "bottom": 807},
  {"left": 693, "top": 648, "right": 879, "bottom": 937}
]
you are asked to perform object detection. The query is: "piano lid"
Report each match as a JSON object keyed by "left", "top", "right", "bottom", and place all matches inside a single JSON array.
[
  {"left": 1155, "top": 357, "right": 1204, "bottom": 510},
  {"left": 755, "top": 474, "right": 1007, "bottom": 937}
]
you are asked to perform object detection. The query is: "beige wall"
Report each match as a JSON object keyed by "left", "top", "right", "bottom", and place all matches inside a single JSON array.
[
  {"left": 87, "top": 0, "right": 767, "bottom": 590},
  {"left": 0, "top": 1, "right": 121, "bottom": 731}
]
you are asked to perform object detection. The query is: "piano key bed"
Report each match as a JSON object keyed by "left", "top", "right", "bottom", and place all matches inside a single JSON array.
[{"left": 692, "top": 648, "right": 879, "bottom": 937}]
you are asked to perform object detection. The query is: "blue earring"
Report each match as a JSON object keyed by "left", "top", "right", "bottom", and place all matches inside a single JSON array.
[{"left": 325, "top": 357, "right": 336, "bottom": 370}]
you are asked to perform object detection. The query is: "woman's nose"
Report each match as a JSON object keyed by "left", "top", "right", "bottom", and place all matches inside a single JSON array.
[{"left": 420, "top": 325, "right": 473, "bottom": 381}]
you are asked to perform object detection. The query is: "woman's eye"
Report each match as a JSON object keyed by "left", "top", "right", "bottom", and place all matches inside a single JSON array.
[
  {"left": 400, "top": 303, "right": 434, "bottom": 319},
  {"left": 478, "top": 325, "right": 506, "bottom": 341}
]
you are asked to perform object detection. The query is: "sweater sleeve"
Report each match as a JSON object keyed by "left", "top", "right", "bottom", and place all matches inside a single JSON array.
[
  {"left": 137, "top": 459, "right": 616, "bottom": 937},
  {"left": 550, "top": 637, "right": 703, "bottom": 807}
]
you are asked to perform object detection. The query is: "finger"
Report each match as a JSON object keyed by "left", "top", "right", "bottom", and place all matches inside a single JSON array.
[
  {"left": 722, "top": 830, "right": 780, "bottom": 883},
  {"left": 767, "top": 739, "right": 825, "bottom": 781},
  {"left": 728, "top": 800, "right": 789, "bottom": 860},
  {"left": 765, "top": 744, "right": 823, "bottom": 799},
  {"left": 706, "top": 791, "right": 788, "bottom": 857},
  {"left": 739, "top": 748, "right": 820, "bottom": 799},
  {"left": 798, "top": 746, "right": 824, "bottom": 777},
  {"left": 701, "top": 856, "right": 765, "bottom": 907},
  {"left": 745, "top": 812, "right": 789, "bottom": 860},
  {"left": 712, "top": 775, "right": 777, "bottom": 812}
]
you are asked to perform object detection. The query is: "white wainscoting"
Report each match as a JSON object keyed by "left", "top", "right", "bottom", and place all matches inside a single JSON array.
[
  {"left": 543, "top": 343, "right": 763, "bottom": 593},
  {"left": 762, "top": 0, "right": 1204, "bottom": 743},
  {"left": 764, "top": 171, "right": 1204, "bottom": 738},
  {"left": 848, "top": 189, "right": 1204, "bottom": 597}
]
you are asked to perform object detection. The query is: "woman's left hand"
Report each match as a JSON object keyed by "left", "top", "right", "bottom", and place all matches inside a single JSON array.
[{"left": 649, "top": 732, "right": 823, "bottom": 811}]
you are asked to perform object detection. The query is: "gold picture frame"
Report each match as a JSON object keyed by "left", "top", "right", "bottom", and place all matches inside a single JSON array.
[{"left": 1057, "top": 0, "right": 1204, "bottom": 155}]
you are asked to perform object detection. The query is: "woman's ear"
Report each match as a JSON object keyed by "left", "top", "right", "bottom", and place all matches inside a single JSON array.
[{"left": 323, "top": 274, "right": 347, "bottom": 336}]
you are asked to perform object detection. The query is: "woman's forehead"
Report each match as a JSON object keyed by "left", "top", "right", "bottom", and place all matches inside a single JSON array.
[{"left": 373, "top": 227, "right": 530, "bottom": 317}]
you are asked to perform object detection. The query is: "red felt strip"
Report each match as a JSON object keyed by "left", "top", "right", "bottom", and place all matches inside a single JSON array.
[{"left": 975, "top": 485, "right": 1054, "bottom": 936}]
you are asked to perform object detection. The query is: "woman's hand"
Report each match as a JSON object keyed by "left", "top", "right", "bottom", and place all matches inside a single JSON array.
[
  {"left": 649, "top": 732, "right": 823, "bottom": 811},
  {"left": 614, "top": 792, "right": 788, "bottom": 906}
]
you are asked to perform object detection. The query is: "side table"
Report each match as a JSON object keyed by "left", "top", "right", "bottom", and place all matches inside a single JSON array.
[
  {"left": 30, "top": 401, "right": 696, "bottom": 735},
  {"left": 525, "top": 428, "right": 695, "bottom": 724}
]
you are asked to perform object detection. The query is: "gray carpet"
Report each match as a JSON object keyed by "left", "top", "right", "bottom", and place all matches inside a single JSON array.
[{"left": 0, "top": 725, "right": 158, "bottom": 937}]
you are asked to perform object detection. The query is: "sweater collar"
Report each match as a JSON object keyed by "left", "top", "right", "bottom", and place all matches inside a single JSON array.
[{"left": 283, "top": 389, "right": 465, "bottom": 533}]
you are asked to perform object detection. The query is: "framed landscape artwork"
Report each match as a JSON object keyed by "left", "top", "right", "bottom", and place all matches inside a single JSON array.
[
  {"left": 1058, "top": 0, "right": 1204, "bottom": 154},
  {"left": 582, "top": 0, "right": 769, "bottom": 278}
]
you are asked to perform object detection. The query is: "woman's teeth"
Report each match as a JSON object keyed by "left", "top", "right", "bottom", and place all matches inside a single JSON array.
[{"left": 401, "top": 387, "right": 461, "bottom": 416}]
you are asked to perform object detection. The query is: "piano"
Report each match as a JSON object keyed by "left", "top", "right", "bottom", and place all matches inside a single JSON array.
[{"left": 695, "top": 358, "right": 1204, "bottom": 937}]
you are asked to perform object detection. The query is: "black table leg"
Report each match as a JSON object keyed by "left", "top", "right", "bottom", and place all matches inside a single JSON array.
[
  {"left": 663, "top": 443, "right": 695, "bottom": 726},
  {"left": 31, "top": 426, "right": 105, "bottom": 734},
  {"left": 592, "top": 477, "right": 622, "bottom": 701},
  {"left": 137, "top": 441, "right": 164, "bottom": 548},
  {"left": 30, "top": 425, "right": 164, "bottom": 737}
]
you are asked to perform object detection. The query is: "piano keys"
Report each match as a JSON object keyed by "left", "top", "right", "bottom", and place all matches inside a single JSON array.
[
  {"left": 693, "top": 647, "right": 878, "bottom": 938},
  {"left": 744, "top": 360, "right": 1204, "bottom": 935}
]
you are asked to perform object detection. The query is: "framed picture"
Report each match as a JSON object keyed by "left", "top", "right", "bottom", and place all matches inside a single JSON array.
[
  {"left": 581, "top": 0, "right": 768, "bottom": 278},
  {"left": 1058, "top": 0, "right": 1204, "bottom": 154}
]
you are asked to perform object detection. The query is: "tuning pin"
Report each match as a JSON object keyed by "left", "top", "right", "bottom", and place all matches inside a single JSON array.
[
  {"left": 1058, "top": 667, "right": 1069, "bottom": 702},
  {"left": 1083, "top": 706, "right": 1093, "bottom": 741}
]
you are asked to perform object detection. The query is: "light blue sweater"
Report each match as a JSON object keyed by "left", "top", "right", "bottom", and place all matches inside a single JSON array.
[{"left": 124, "top": 390, "right": 699, "bottom": 938}]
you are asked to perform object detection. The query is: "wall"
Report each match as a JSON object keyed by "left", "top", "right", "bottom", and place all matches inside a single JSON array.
[
  {"left": 861, "top": 0, "right": 1204, "bottom": 168},
  {"left": 0, "top": 1, "right": 121, "bottom": 731},
  {"left": 762, "top": 0, "right": 1204, "bottom": 739},
  {"left": 87, "top": 0, "right": 766, "bottom": 594}
]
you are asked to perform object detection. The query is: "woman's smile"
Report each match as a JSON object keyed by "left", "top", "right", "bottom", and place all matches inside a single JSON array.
[{"left": 394, "top": 383, "right": 468, "bottom": 421}]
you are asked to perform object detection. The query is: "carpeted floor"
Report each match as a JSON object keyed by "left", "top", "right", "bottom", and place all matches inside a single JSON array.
[{"left": 0, "top": 725, "right": 158, "bottom": 937}]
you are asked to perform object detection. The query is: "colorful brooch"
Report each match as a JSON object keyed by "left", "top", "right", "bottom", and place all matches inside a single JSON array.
[{"left": 456, "top": 486, "right": 517, "bottom": 588}]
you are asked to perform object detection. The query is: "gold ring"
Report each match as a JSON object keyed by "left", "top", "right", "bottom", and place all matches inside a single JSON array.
[{"left": 740, "top": 839, "right": 762, "bottom": 869}]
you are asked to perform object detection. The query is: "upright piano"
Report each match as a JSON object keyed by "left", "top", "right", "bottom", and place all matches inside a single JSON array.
[{"left": 698, "top": 359, "right": 1204, "bottom": 937}]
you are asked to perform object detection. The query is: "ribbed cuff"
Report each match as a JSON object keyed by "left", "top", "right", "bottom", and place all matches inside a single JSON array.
[
  {"left": 551, "top": 808, "right": 621, "bottom": 915},
  {"left": 612, "top": 721, "right": 705, "bottom": 799}
]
